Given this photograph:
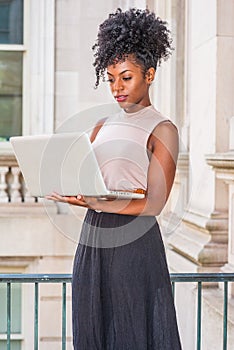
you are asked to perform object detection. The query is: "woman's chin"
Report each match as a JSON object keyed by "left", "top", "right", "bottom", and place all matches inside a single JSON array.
[{"left": 117, "top": 101, "right": 136, "bottom": 111}]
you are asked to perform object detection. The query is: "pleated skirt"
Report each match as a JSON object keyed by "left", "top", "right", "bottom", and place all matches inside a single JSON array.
[{"left": 72, "top": 209, "right": 182, "bottom": 350}]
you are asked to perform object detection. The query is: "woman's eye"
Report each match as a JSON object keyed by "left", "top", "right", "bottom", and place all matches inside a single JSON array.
[
  {"left": 123, "top": 77, "right": 132, "bottom": 81},
  {"left": 107, "top": 78, "right": 114, "bottom": 83}
]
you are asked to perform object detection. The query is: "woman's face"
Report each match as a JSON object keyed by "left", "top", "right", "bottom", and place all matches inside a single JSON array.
[{"left": 106, "top": 57, "right": 155, "bottom": 113}]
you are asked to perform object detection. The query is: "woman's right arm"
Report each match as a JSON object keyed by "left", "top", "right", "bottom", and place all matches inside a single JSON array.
[{"left": 89, "top": 118, "right": 107, "bottom": 142}]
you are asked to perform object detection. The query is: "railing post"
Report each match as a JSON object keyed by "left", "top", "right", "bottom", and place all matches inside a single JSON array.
[
  {"left": 197, "top": 281, "right": 202, "bottom": 350},
  {"left": 34, "top": 283, "right": 39, "bottom": 350},
  {"left": 0, "top": 166, "right": 9, "bottom": 202},
  {"left": 7, "top": 282, "right": 11, "bottom": 350},
  {"left": 62, "top": 282, "right": 67, "bottom": 350},
  {"left": 223, "top": 281, "right": 228, "bottom": 350},
  {"left": 10, "top": 166, "right": 22, "bottom": 202},
  {"left": 171, "top": 281, "right": 175, "bottom": 299}
]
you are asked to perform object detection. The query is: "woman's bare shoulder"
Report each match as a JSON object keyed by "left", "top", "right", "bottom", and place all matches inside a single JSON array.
[
  {"left": 148, "top": 120, "right": 179, "bottom": 164},
  {"left": 148, "top": 120, "right": 178, "bottom": 150},
  {"left": 90, "top": 117, "right": 108, "bottom": 142},
  {"left": 153, "top": 120, "right": 178, "bottom": 136}
]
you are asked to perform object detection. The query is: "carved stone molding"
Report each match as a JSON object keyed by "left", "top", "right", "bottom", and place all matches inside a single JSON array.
[
  {"left": 0, "top": 153, "right": 18, "bottom": 167},
  {"left": 206, "top": 152, "right": 234, "bottom": 171},
  {"left": 205, "top": 152, "right": 234, "bottom": 293},
  {"left": 168, "top": 209, "right": 228, "bottom": 267}
]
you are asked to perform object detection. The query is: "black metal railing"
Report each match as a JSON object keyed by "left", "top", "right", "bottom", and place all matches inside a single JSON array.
[
  {"left": 0, "top": 273, "right": 234, "bottom": 350},
  {"left": 170, "top": 273, "right": 234, "bottom": 350}
]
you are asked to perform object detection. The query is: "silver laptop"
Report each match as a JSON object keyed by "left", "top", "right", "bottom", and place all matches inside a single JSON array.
[{"left": 10, "top": 132, "right": 145, "bottom": 199}]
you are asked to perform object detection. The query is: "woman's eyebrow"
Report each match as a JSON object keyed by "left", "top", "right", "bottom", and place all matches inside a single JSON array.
[{"left": 107, "top": 70, "right": 133, "bottom": 76}]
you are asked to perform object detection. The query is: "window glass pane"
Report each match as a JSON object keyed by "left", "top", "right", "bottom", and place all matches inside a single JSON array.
[
  {"left": 0, "top": 340, "right": 21, "bottom": 350},
  {"left": 0, "top": 51, "right": 22, "bottom": 140},
  {"left": 0, "top": 0, "right": 23, "bottom": 44},
  {"left": 0, "top": 283, "right": 22, "bottom": 333}
]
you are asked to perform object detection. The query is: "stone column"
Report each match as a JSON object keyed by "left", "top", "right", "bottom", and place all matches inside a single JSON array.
[
  {"left": 206, "top": 152, "right": 234, "bottom": 285},
  {"left": 206, "top": 117, "right": 234, "bottom": 294},
  {"left": 167, "top": 0, "right": 234, "bottom": 272},
  {"left": 24, "top": 0, "right": 55, "bottom": 135}
]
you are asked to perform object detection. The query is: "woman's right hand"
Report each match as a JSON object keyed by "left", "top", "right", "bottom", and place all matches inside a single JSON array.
[{"left": 45, "top": 192, "right": 89, "bottom": 208}]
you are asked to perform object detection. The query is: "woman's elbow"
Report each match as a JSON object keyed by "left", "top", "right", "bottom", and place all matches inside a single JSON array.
[
  {"left": 145, "top": 207, "right": 163, "bottom": 216},
  {"left": 144, "top": 197, "right": 165, "bottom": 216}
]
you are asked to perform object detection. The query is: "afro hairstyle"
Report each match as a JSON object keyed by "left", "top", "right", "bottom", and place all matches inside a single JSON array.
[{"left": 92, "top": 8, "right": 173, "bottom": 88}]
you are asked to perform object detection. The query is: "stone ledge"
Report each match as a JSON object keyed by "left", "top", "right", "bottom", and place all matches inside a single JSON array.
[
  {"left": 206, "top": 152, "right": 234, "bottom": 169},
  {"left": 0, "top": 256, "right": 36, "bottom": 267},
  {"left": 0, "top": 202, "right": 57, "bottom": 216},
  {"left": 0, "top": 150, "right": 18, "bottom": 166},
  {"left": 168, "top": 229, "right": 228, "bottom": 266},
  {"left": 167, "top": 210, "right": 228, "bottom": 266}
]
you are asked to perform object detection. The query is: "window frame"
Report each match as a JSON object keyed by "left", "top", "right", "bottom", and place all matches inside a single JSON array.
[
  {"left": 0, "top": 0, "right": 55, "bottom": 153},
  {"left": 0, "top": 0, "right": 27, "bottom": 150}
]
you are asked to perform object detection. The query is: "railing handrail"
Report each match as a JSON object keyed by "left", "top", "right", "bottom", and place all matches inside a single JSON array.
[
  {"left": 170, "top": 273, "right": 234, "bottom": 282},
  {"left": 0, "top": 274, "right": 72, "bottom": 283},
  {"left": 1, "top": 272, "right": 234, "bottom": 283}
]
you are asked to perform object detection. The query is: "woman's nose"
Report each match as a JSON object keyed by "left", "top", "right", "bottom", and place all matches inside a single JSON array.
[{"left": 112, "top": 79, "right": 124, "bottom": 93}]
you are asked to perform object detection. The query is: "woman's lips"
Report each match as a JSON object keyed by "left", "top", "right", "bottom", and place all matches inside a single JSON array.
[{"left": 115, "top": 95, "right": 128, "bottom": 102}]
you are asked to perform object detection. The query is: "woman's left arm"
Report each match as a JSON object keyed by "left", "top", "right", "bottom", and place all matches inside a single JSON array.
[
  {"left": 142, "top": 121, "right": 179, "bottom": 215},
  {"left": 48, "top": 122, "right": 179, "bottom": 216}
]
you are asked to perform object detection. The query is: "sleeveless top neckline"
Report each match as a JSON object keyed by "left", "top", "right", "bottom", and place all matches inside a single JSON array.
[{"left": 121, "top": 105, "right": 154, "bottom": 119}]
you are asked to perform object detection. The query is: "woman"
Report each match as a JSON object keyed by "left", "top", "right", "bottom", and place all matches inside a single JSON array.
[{"left": 48, "top": 8, "right": 182, "bottom": 350}]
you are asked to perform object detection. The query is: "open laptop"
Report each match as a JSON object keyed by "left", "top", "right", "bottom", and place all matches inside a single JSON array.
[{"left": 10, "top": 132, "right": 145, "bottom": 199}]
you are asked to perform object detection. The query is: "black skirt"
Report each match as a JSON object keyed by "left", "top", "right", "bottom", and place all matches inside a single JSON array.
[{"left": 72, "top": 209, "right": 182, "bottom": 350}]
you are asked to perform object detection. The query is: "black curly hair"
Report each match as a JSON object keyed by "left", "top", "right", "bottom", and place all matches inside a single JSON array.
[{"left": 92, "top": 8, "right": 173, "bottom": 88}]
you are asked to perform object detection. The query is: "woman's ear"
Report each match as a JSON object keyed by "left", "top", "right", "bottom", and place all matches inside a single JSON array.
[{"left": 146, "top": 67, "right": 156, "bottom": 84}]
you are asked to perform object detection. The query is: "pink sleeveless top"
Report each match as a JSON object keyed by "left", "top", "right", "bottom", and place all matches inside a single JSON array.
[{"left": 92, "top": 105, "right": 170, "bottom": 192}]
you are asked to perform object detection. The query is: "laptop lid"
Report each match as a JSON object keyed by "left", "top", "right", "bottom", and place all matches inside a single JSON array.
[
  {"left": 10, "top": 132, "right": 145, "bottom": 199},
  {"left": 10, "top": 132, "right": 110, "bottom": 197}
]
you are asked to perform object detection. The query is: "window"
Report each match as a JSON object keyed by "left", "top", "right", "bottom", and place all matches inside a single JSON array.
[
  {"left": 0, "top": 51, "right": 23, "bottom": 140},
  {"left": 0, "top": 0, "right": 24, "bottom": 142},
  {"left": 0, "top": 0, "right": 23, "bottom": 44}
]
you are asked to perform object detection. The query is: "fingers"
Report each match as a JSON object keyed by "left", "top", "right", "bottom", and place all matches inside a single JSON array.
[
  {"left": 45, "top": 192, "right": 67, "bottom": 202},
  {"left": 45, "top": 192, "right": 88, "bottom": 207},
  {"left": 46, "top": 192, "right": 69, "bottom": 201}
]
